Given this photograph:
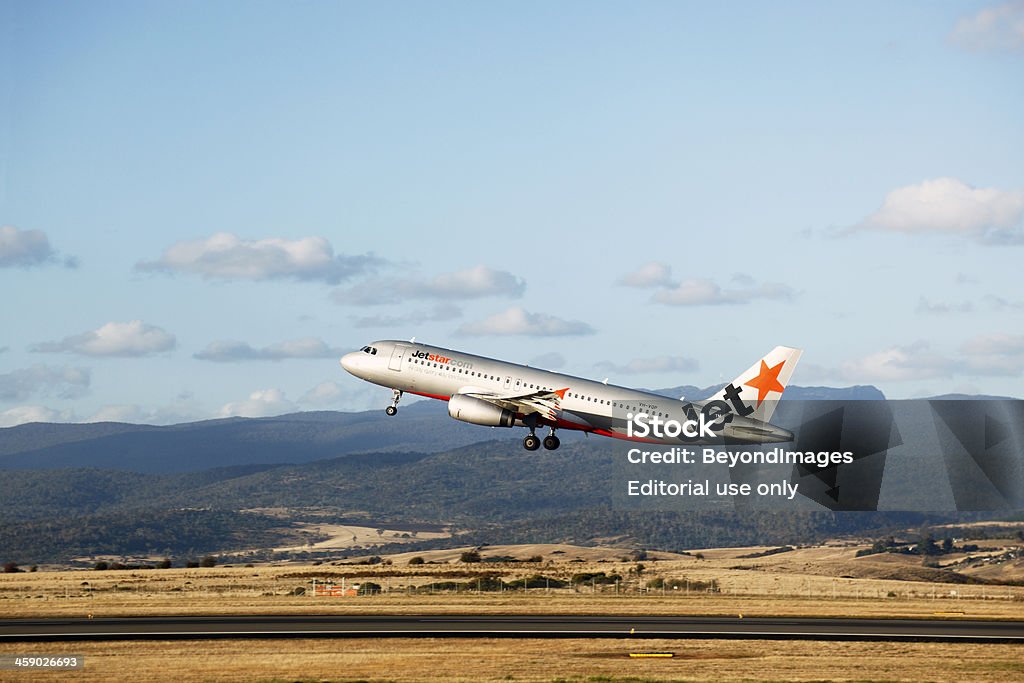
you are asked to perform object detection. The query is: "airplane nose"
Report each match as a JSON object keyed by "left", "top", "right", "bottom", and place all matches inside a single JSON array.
[{"left": 340, "top": 352, "right": 362, "bottom": 375}]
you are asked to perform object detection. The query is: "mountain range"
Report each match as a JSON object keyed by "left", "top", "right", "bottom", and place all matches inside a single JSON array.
[{"left": 0, "top": 384, "right": 884, "bottom": 473}]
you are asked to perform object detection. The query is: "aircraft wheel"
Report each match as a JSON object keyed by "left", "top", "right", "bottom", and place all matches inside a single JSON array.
[
  {"left": 385, "top": 406, "right": 398, "bottom": 416},
  {"left": 523, "top": 434, "right": 541, "bottom": 451},
  {"left": 543, "top": 435, "right": 560, "bottom": 450}
]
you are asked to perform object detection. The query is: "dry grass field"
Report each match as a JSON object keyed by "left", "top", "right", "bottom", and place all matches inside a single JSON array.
[
  {"left": 2, "top": 541, "right": 1023, "bottom": 681},
  {"left": 3, "top": 541, "right": 1023, "bottom": 620}
]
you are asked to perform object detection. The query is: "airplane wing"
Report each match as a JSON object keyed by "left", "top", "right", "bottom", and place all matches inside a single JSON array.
[{"left": 459, "top": 387, "right": 568, "bottom": 422}]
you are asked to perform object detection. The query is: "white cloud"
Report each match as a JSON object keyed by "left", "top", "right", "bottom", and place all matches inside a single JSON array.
[
  {"left": 136, "top": 232, "right": 384, "bottom": 283},
  {"left": 456, "top": 306, "right": 595, "bottom": 337},
  {"left": 32, "top": 321, "right": 176, "bottom": 357},
  {"left": 950, "top": 1, "right": 1024, "bottom": 52},
  {"left": 350, "top": 304, "right": 462, "bottom": 329},
  {"left": 529, "top": 352, "right": 566, "bottom": 369},
  {"left": 332, "top": 266, "right": 525, "bottom": 305},
  {"left": 618, "top": 263, "right": 794, "bottom": 307},
  {"left": 0, "top": 405, "right": 74, "bottom": 427},
  {"left": 194, "top": 337, "right": 344, "bottom": 362},
  {"left": 595, "top": 355, "right": 699, "bottom": 375},
  {"left": 961, "top": 333, "right": 1024, "bottom": 356},
  {"left": 618, "top": 262, "right": 674, "bottom": 288},
  {"left": 986, "top": 295, "right": 1024, "bottom": 310},
  {"left": 816, "top": 342, "right": 956, "bottom": 383},
  {"left": 916, "top": 297, "right": 975, "bottom": 314},
  {"left": 806, "top": 334, "right": 1024, "bottom": 384},
  {"left": 0, "top": 226, "right": 75, "bottom": 268},
  {"left": 87, "top": 405, "right": 150, "bottom": 424},
  {"left": 652, "top": 278, "right": 795, "bottom": 306},
  {"left": 851, "top": 178, "right": 1024, "bottom": 243},
  {"left": 0, "top": 365, "right": 91, "bottom": 401},
  {"left": 298, "top": 381, "right": 344, "bottom": 406},
  {"left": 84, "top": 393, "right": 205, "bottom": 425},
  {"left": 219, "top": 388, "right": 297, "bottom": 418},
  {"left": 960, "top": 334, "right": 1024, "bottom": 375},
  {"left": 955, "top": 272, "right": 980, "bottom": 285}
]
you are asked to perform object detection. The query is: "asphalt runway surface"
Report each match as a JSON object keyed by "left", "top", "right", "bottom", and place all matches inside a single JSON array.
[{"left": 2, "top": 615, "right": 1023, "bottom": 642}]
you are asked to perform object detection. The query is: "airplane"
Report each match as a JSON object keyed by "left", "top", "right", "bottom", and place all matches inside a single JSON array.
[{"left": 340, "top": 340, "right": 802, "bottom": 451}]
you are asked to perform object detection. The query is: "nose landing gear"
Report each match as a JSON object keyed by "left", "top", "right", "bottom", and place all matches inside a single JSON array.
[{"left": 385, "top": 389, "right": 402, "bottom": 416}]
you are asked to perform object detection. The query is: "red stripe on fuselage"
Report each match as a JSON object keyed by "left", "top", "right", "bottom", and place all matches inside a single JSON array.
[
  {"left": 408, "top": 390, "right": 452, "bottom": 401},
  {"left": 409, "top": 390, "right": 671, "bottom": 444}
]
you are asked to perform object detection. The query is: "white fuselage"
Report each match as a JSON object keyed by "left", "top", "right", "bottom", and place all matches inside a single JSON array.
[{"left": 341, "top": 340, "right": 793, "bottom": 446}]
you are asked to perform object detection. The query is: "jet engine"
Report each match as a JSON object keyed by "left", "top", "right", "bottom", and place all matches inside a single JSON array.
[{"left": 448, "top": 394, "right": 516, "bottom": 427}]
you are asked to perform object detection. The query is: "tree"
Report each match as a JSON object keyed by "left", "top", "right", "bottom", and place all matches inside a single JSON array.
[
  {"left": 460, "top": 550, "right": 481, "bottom": 563},
  {"left": 199, "top": 555, "right": 217, "bottom": 568},
  {"left": 93, "top": 561, "right": 109, "bottom": 571},
  {"left": 918, "top": 534, "right": 940, "bottom": 556},
  {"left": 942, "top": 538, "right": 954, "bottom": 554},
  {"left": 157, "top": 558, "right": 172, "bottom": 569},
  {"left": 2, "top": 561, "right": 19, "bottom": 573},
  {"left": 408, "top": 556, "right": 425, "bottom": 565}
]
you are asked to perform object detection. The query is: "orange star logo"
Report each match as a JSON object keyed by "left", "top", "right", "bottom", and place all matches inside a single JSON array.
[{"left": 744, "top": 360, "right": 786, "bottom": 406}]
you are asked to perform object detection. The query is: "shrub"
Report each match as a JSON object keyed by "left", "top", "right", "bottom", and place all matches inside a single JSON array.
[
  {"left": 570, "top": 572, "right": 620, "bottom": 585},
  {"left": 408, "top": 556, "right": 425, "bottom": 565},
  {"left": 506, "top": 575, "right": 566, "bottom": 590},
  {"left": 460, "top": 550, "right": 481, "bottom": 563},
  {"left": 647, "top": 577, "right": 719, "bottom": 592}
]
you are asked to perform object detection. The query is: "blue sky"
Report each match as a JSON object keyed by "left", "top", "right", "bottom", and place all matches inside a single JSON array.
[{"left": 2, "top": 1, "right": 1023, "bottom": 425}]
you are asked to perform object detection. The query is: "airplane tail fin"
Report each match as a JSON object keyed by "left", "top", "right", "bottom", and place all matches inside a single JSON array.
[{"left": 709, "top": 346, "right": 802, "bottom": 424}]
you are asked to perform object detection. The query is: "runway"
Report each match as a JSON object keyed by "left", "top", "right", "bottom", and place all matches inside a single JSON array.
[{"left": 2, "top": 615, "right": 1023, "bottom": 642}]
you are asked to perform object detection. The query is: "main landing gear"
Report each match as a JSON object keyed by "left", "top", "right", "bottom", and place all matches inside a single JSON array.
[
  {"left": 385, "top": 389, "right": 402, "bottom": 416},
  {"left": 523, "top": 427, "right": 560, "bottom": 451}
]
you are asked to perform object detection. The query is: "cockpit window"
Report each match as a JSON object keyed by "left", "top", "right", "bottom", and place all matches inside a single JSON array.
[{"left": 360, "top": 346, "right": 378, "bottom": 355}]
